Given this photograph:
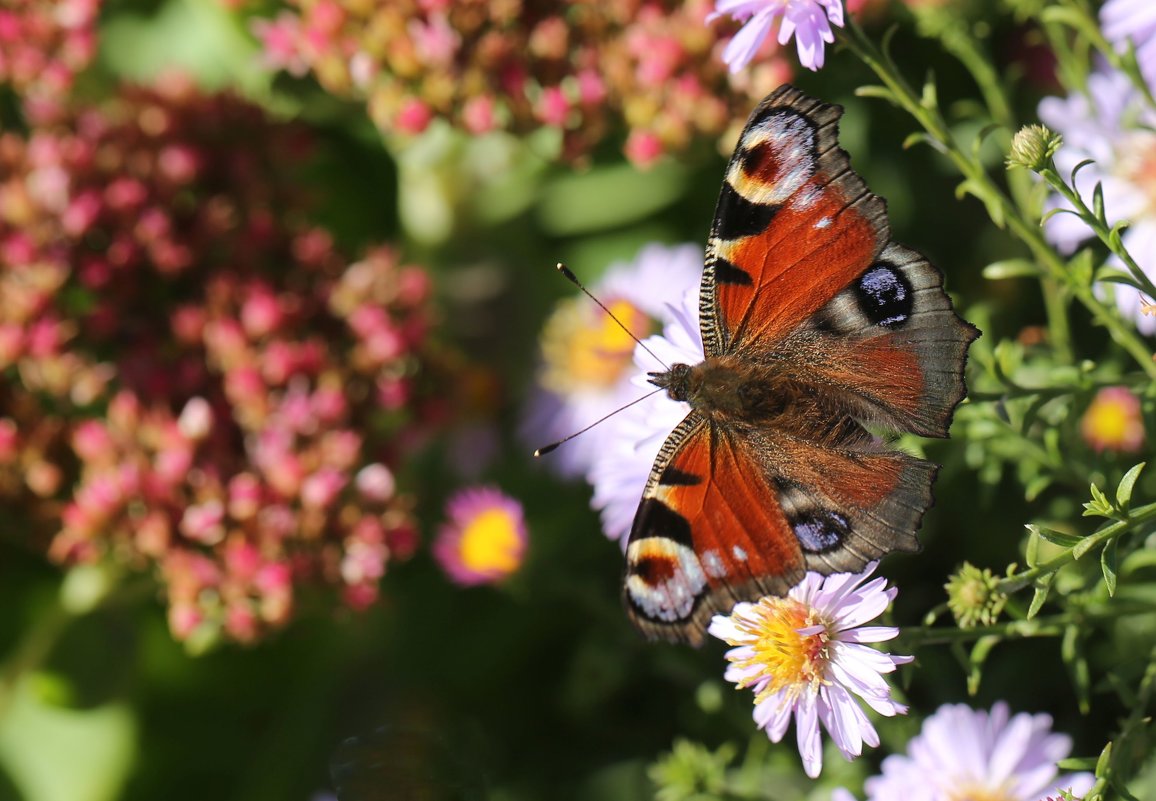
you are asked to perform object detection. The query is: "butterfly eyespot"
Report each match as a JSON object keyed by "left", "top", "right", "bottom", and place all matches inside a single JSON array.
[
  {"left": 856, "top": 264, "right": 914, "bottom": 328},
  {"left": 792, "top": 510, "right": 852, "bottom": 553},
  {"left": 625, "top": 538, "right": 708, "bottom": 623}
]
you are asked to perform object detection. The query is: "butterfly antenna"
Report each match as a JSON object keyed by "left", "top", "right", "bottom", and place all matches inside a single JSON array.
[
  {"left": 534, "top": 387, "right": 664, "bottom": 457},
  {"left": 554, "top": 263, "right": 669, "bottom": 370}
]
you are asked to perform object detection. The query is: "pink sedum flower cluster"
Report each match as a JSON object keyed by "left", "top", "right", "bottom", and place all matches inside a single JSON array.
[
  {"left": 0, "top": 77, "right": 431, "bottom": 646},
  {"left": 248, "top": 0, "right": 793, "bottom": 166},
  {"left": 0, "top": 0, "right": 102, "bottom": 122}
]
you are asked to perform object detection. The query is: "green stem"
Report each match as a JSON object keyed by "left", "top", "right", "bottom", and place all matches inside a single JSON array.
[
  {"left": 840, "top": 19, "right": 1156, "bottom": 379},
  {"left": 999, "top": 499, "right": 1156, "bottom": 593},
  {"left": 901, "top": 600, "right": 1156, "bottom": 648},
  {"left": 1040, "top": 166, "right": 1156, "bottom": 299}
]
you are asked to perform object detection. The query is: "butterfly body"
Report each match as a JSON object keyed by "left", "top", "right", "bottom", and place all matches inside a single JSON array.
[{"left": 623, "top": 86, "right": 979, "bottom": 646}]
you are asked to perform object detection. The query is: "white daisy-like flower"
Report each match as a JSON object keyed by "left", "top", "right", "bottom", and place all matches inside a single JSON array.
[
  {"left": 523, "top": 243, "right": 702, "bottom": 479},
  {"left": 1038, "top": 69, "right": 1156, "bottom": 333},
  {"left": 1101, "top": 0, "right": 1156, "bottom": 93},
  {"left": 708, "top": 564, "right": 912, "bottom": 779},
  {"left": 860, "top": 702, "right": 1095, "bottom": 801},
  {"left": 587, "top": 285, "right": 704, "bottom": 542}
]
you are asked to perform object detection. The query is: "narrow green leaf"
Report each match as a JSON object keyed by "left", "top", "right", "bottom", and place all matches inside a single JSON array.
[
  {"left": 1116, "top": 462, "right": 1145, "bottom": 510},
  {"left": 1101, "top": 538, "right": 1119, "bottom": 596},
  {"left": 1072, "top": 536, "right": 1099, "bottom": 560},
  {"left": 1027, "top": 575, "right": 1053, "bottom": 618},
  {"left": 1070, "top": 158, "right": 1097, "bottom": 183},
  {"left": 903, "top": 131, "right": 933, "bottom": 150},
  {"left": 966, "top": 636, "right": 999, "bottom": 696},
  {"left": 1027, "top": 523, "right": 1084, "bottom": 548},
  {"left": 1062, "top": 625, "right": 1091, "bottom": 713},
  {"left": 982, "top": 259, "right": 1041, "bottom": 280},
  {"left": 1092, "top": 180, "right": 1106, "bottom": 221},
  {"left": 854, "top": 85, "right": 898, "bottom": 103},
  {"left": 1024, "top": 474, "right": 1053, "bottom": 502}
]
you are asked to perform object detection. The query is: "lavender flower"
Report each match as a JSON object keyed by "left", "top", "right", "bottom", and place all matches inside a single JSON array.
[
  {"left": 711, "top": 0, "right": 845, "bottom": 73},
  {"left": 1038, "top": 69, "right": 1156, "bottom": 333},
  {"left": 433, "top": 486, "right": 527, "bottom": 586},
  {"left": 1102, "top": 0, "right": 1156, "bottom": 93},
  {"left": 524, "top": 244, "right": 702, "bottom": 480},
  {"left": 709, "top": 564, "right": 911, "bottom": 778},
  {"left": 861, "top": 702, "right": 1095, "bottom": 801},
  {"left": 587, "top": 285, "right": 703, "bottom": 542}
]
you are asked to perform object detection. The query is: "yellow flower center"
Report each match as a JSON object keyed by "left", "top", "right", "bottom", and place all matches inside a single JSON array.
[
  {"left": 731, "top": 597, "right": 829, "bottom": 702},
  {"left": 539, "top": 296, "right": 654, "bottom": 393},
  {"left": 1081, "top": 388, "right": 1144, "bottom": 452},
  {"left": 458, "top": 508, "right": 522, "bottom": 575},
  {"left": 945, "top": 784, "right": 1016, "bottom": 801},
  {"left": 1118, "top": 130, "right": 1156, "bottom": 212}
]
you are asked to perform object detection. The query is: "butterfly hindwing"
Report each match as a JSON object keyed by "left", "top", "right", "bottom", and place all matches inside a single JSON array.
[{"left": 624, "top": 415, "right": 805, "bottom": 645}]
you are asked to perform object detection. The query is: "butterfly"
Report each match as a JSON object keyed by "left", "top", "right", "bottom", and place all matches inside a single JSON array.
[{"left": 623, "top": 85, "right": 979, "bottom": 646}]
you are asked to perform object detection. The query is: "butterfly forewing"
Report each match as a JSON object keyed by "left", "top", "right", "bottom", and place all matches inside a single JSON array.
[{"left": 623, "top": 85, "right": 979, "bottom": 644}]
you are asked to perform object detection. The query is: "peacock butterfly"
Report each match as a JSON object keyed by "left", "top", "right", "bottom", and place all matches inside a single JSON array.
[{"left": 623, "top": 85, "right": 979, "bottom": 645}]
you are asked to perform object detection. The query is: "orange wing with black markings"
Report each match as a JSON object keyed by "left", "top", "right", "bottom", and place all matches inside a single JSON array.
[{"left": 622, "top": 85, "right": 978, "bottom": 644}]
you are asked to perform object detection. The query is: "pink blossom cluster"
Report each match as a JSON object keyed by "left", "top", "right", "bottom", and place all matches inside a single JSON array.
[
  {"left": 0, "top": 77, "right": 431, "bottom": 645},
  {"left": 0, "top": 0, "right": 102, "bottom": 122},
  {"left": 250, "top": 0, "right": 793, "bottom": 166}
]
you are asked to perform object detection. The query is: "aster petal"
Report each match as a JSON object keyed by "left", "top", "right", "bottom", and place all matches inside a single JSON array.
[
  {"left": 722, "top": 7, "right": 778, "bottom": 73},
  {"left": 757, "top": 688, "right": 796, "bottom": 741},
  {"left": 818, "top": 683, "right": 873, "bottom": 758},
  {"left": 838, "top": 624, "right": 901, "bottom": 644},
  {"left": 795, "top": 692, "right": 824, "bottom": 778}
]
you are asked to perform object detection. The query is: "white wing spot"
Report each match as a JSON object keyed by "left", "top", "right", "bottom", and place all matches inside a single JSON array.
[
  {"left": 701, "top": 549, "right": 727, "bottom": 579},
  {"left": 814, "top": 216, "right": 831, "bottom": 229},
  {"left": 626, "top": 539, "right": 708, "bottom": 622},
  {"left": 732, "top": 545, "right": 748, "bottom": 562}
]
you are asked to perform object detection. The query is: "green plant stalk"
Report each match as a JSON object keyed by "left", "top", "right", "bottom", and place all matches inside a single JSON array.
[
  {"left": 933, "top": 22, "right": 1076, "bottom": 364},
  {"left": 840, "top": 19, "right": 1156, "bottom": 380},
  {"left": 1039, "top": 166, "right": 1156, "bottom": 299},
  {"left": 901, "top": 599, "right": 1156, "bottom": 648},
  {"left": 998, "top": 498, "right": 1156, "bottom": 593}
]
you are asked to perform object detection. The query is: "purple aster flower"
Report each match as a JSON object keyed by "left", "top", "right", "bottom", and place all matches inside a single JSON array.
[
  {"left": 1102, "top": 0, "right": 1156, "bottom": 93},
  {"left": 587, "top": 285, "right": 704, "bottom": 542},
  {"left": 860, "top": 702, "right": 1095, "bottom": 801},
  {"left": 433, "top": 486, "right": 527, "bottom": 586},
  {"left": 523, "top": 243, "right": 702, "bottom": 479},
  {"left": 710, "top": 0, "right": 845, "bottom": 73},
  {"left": 708, "top": 564, "right": 912, "bottom": 779},
  {"left": 1039, "top": 70, "right": 1156, "bottom": 333}
]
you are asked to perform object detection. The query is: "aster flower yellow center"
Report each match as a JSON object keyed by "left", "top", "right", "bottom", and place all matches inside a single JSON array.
[
  {"left": 540, "top": 296, "right": 654, "bottom": 393},
  {"left": 945, "top": 784, "right": 1016, "bottom": 801},
  {"left": 734, "top": 597, "right": 828, "bottom": 700},
  {"left": 1081, "top": 388, "right": 1144, "bottom": 452},
  {"left": 1118, "top": 130, "right": 1156, "bottom": 211},
  {"left": 457, "top": 508, "right": 521, "bottom": 574}
]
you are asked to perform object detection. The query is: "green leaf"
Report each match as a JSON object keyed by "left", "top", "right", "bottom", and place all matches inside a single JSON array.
[
  {"left": 1101, "top": 538, "right": 1119, "bottom": 596},
  {"left": 1062, "top": 625, "right": 1091, "bottom": 713},
  {"left": 538, "top": 161, "right": 688, "bottom": 236},
  {"left": 0, "top": 676, "right": 136, "bottom": 801},
  {"left": 1116, "top": 462, "right": 1145, "bottom": 511},
  {"left": 1069, "top": 157, "right": 1097, "bottom": 183},
  {"left": 1083, "top": 482, "right": 1114, "bottom": 518},
  {"left": 966, "top": 635, "right": 999, "bottom": 696},
  {"left": 1024, "top": 473, "right": 1053, "bottom": 502},
  {"left": 1027, "top": 575, "right": 1053, "bottom": 619},
  {"left": 1072, "top": 535, "right": 1099, "bottom": 560},
  {"left": 983, "top": 259, "right": 1041, "bottom": 280},
  {"left": 1027, "top": 523, "right": 1084, "bottom": 548}
]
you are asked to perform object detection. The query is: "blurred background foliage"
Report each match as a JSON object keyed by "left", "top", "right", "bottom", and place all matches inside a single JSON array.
[{"left": 2, "top": 0, "right": 1156, "bottom": 799}]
